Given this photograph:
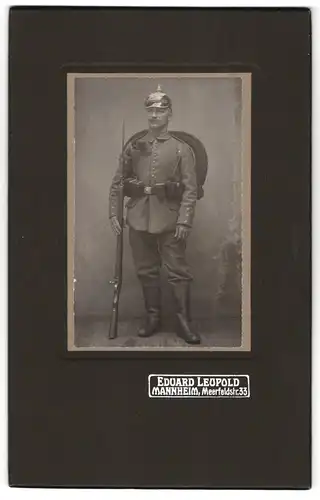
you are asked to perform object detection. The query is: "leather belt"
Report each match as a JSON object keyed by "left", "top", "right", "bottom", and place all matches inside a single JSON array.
[{"left": 143, "top": 184, "right": 165, "bottom": 195}]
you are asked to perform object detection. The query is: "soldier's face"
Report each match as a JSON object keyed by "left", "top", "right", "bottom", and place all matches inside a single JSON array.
[{"left": 146, "top": 107, "right": 172, "bottom": 129}]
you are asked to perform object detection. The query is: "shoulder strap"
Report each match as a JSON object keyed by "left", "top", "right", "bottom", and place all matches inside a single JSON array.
[
  {"left": 169, "top": 135, "right": 196, "bottom": 180},
  {"left": 123, "top": 129, "right": 148, "bottom": 151},
  {"left": 122, "top": 130, "right": 148, "bottom": 178},
  {"left": 169, "top": 131, "right": 208, "bottom": 199},
  {"left": 170, "top": 139, "right": 182, "bottom": 178}
]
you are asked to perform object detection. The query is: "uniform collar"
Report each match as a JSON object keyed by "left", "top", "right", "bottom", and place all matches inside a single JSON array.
[{"left": 146, "top": 130, "right": 171, "bottom": 143}]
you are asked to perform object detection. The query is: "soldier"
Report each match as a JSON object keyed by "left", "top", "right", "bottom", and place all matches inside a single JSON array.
[{"left": 109, "top": 85, "right": 201, "bottom": 345}]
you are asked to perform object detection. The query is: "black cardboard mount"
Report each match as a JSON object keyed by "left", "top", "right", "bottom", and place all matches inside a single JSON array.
[{"left": 9, "top": 7, "right": 311, "bottom": 488}]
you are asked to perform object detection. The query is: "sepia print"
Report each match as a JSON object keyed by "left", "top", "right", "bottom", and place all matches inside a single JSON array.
[{"left": 67, "top": 73, "right": 251, "bottom": 351}]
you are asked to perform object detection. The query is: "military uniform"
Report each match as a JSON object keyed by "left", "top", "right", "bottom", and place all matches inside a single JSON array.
[
  {"left": 109, "top": 85, "right": 200, "bottom": 344},
  {"left": 110, "top": 130, "right": 197, "bottom": 284}
]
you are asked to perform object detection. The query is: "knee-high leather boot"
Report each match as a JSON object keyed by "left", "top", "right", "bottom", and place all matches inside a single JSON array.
[
  {"left": 138, "top": 286, "right": 161, "bottom": 337},
  {"left": 171, "top": 282, "right": 200, "bottom": 345}
]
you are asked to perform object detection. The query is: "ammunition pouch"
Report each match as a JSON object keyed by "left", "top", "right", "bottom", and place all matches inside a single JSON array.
[
  {"left": 165, "top": 180, "right": 184, "bottom": 201},
  {"left": 123, "top": 177, "right": 144, "bottom": 198}
]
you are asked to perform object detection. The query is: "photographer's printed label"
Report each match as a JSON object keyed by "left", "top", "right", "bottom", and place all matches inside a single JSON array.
[{"left": 148, "top": 374, "right": 250, "bottom": 398}]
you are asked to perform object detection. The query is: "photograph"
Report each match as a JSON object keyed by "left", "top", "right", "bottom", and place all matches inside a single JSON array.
[
  {"left": 67, "top": 73, "right": 251, "bottom": 351},
  {"left": 8, "top": 5, "right": 312, "bottom": 490}
]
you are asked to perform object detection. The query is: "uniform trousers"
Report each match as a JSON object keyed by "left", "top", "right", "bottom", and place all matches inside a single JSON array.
[{"left": 128, "top": 227, "right": 193, "bottom": 286}]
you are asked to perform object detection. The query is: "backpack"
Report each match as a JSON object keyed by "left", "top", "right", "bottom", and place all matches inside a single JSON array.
[{"left": 124, "top": 130, "right": 208, "bottom": 200}]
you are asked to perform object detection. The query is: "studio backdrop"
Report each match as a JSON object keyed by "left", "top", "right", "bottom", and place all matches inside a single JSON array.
[{"left": 67, "top": 74, "right": 251, "bottom": 350}]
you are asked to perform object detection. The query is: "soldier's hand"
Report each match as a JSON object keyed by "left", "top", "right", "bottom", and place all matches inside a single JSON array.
[
  {"left": 174, "top": 224, "right": 191, "bottom": 241},
  {"left": 110, "top": 216, "right": 122, "bottom": 236}
]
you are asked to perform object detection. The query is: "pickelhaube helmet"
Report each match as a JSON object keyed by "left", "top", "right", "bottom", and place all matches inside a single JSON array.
[{"left": 144, "top": 84, "right": 172, "bottom": 110}]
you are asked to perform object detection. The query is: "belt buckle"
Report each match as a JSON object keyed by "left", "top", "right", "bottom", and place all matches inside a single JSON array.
[{"left": 144, "top": 186, "right": 152, "bottom": 195}]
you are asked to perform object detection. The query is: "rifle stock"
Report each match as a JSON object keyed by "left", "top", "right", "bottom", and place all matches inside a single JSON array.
[{"left": 109, "top": 122, "right": 125, "bottom": 339}]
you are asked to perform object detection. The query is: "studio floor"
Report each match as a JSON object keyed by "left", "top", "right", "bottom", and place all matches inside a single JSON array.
[{"left": 73, "top": 316, "right": 242, "bottom": 350}]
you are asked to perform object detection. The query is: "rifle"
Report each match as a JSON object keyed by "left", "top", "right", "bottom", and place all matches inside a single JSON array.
[{"left": 109, "top": 121, "right": 125, "bottom": 339}]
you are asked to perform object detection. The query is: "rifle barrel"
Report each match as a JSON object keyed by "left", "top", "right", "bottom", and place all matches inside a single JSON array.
[{"left": 108, "top": 121, "right": 126, "bottom": 340}]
